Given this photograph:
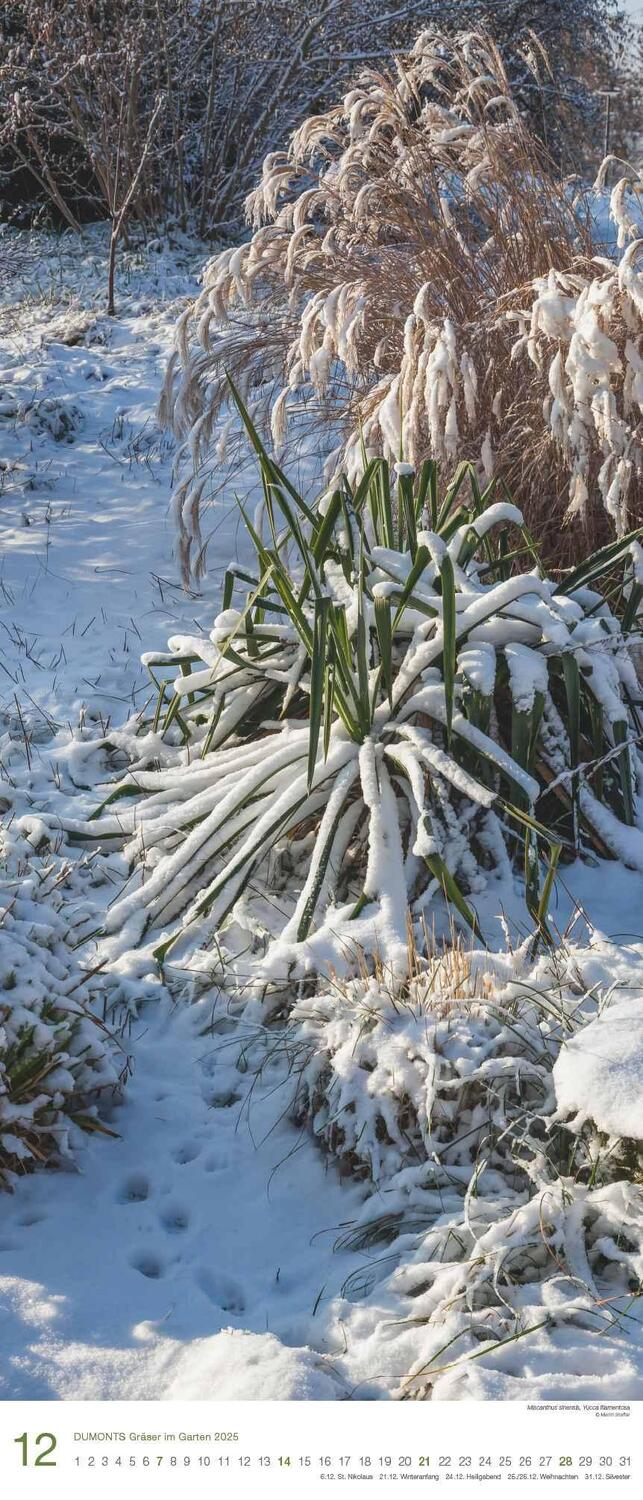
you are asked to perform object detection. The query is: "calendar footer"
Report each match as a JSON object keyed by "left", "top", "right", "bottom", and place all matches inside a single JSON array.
[{"left": 0, "top": 1398, "right": 638, "bottom": 1497}]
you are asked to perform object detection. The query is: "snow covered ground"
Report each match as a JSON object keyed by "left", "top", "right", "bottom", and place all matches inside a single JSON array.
[{"left": 1, "top": 229, "right": 642, "bottom": 1402}]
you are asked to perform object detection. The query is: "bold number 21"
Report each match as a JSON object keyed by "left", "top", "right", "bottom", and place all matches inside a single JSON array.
[{"left": 14, "top": 1433, "right": 57, "bottom": 1467}]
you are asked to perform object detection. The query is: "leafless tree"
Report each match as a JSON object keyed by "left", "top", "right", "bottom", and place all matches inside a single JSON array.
[{"left": 0, "top": 1, "right": 636, "bottom": 244}]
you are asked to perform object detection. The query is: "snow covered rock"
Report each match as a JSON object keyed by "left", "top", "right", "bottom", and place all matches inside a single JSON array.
[
  {"left": 166, "top": 1330, "right": 346, "bottom": 1400},
  {"left": 553, "top": 999, "right": 643, "bottom": 1140}
]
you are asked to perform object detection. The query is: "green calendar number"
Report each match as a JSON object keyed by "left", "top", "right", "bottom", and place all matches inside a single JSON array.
[{"left": 14, "top": 1433, "right": 57, "bottom": 1468}]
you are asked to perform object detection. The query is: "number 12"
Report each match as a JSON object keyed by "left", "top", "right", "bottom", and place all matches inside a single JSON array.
[{"left": 14, "top": 1433, "right": 57, "bottom": 1467}]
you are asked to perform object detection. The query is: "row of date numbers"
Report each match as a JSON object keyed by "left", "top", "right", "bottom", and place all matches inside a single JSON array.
[{"left": 73, "top": 1455, "right": 632, "bottom": 1469}]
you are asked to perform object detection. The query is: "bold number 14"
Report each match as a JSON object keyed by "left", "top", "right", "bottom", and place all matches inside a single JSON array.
[{"left": 14, "top": 1433, "right": 57, "bottom": 1467}]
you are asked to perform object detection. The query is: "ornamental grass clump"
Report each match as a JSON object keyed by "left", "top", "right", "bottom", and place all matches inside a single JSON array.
[
  {"left": 68, "top": 411, "right": 643, "bottom": 995},
  {"left": 0, "top": 819, "right": 130, "bottom": 1188},
  {"left": 162, "top": 29, "right": 643, "bottom": 579}
]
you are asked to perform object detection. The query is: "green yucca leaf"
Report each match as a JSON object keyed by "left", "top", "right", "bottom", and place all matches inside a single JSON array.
[
  {"left": 439, "top": 503, "right": 473, "bottom": 544},
  {"left": 323, "top": 653, "right": 335, "bottom": 761},
  {"left": 416, "top": 459, "right": 437, "bottom": 528},
  {"left": 152, "top": 679, "right": 170, "bottom": 733},
  {"left": 339, "top": 490, "right": 356, "bottom": 571},
  {"left": 622, "top": 580, "right": 643, "bottom": 635},
  {"left": 537, "top": 841, "right": 562, "bottom": 939},
  {"left": 201, "top": 694, "right": 224, "bottom": 757},
  {"left": 351, "top": 457, "right": 381, "bottom": 515},
  {"left": 226, "top": 374, "right": 317, "bottom": 525},
  {"left": 478, "top": 545, "right": 534, "bottom": 577},
  {"left": 561, "top": 652, "right": 581, "bottom": 836},
  {"left": 377, "top": 462, "right": 395, "bottom": 549},
  {"left": 561, "top": 655, "right": 580, "bottom": 762},
  {"left": 440, "top": 553, "right": 457, "bottom": 749},
  {"left": 526, "top": 833, "right": 562, "bottom": 953},
  {"left": 367, "top": 464, "right": 382, "bottom": 546},
  {"left": 230, "top": 520, "right": 311, "bottom": 653},
  {"left": 329, "top": 601, "right": 352, "bottom": 672},
  {"left": 560, "top": 528, "right": 643, "bottom": 595},
  {"left": 324, "top": 605, "right": 362, "bottom": 739},
  {"left": 465, "top": 464, "right": 484, "bottom": 514},
  {"left": 398, "top": 472, "right": 417, "bottom": 556},
  {"left": 230, "top": 564, "right": 261, "bottom": 588},
  {"left": 436, "top": 460, "right": 475, "bottom": 528},
  {"left": 391, "top": 544, "right": 432, "bottom": 628},
  {"left": 88, "top": 780, "right": 144, "bottom": 821},
  {"left": 154, "top": 770, "right": 316, "bottom": 964},
  {"left": 527, "top": 690, "right": 546, "bottom": 773},
  {"left": 613, "top": 718, "right": 635, "bottom": 825},
  {"left": 519, "top": 523, "right": 545, "bottom": 578},
  {"left": 424, "top": 853, "right": 481, "bottom": 939},
  {"left": 261, "top": 477, "right": 321, "bottom": 595},
  {"left": 383, "top": 585, "right": 438, "bottom": 621},
  {"left": 355, "top": 567, "right": 371, "bottom": 732},
  {"left": 222, "top": 568, "right": 235, "bottom": 610},
  {"left": 500, "top": 799, "right": 572, "bottom": 850},
  {"left": 374, "top": 594, "right": 393, "bottom": 709},
  {"left": 524, "top": 826, "right": 541, "bottom": 930},
  {"left": 235, "top": 494, "right": 278, "bottom": 577},
  {"left": 296, "top": 766, "right": 357, "bottom": 941},
  {"left": 161, "top": 692, "right": 191, "bottom": 742},
  {"left": 511, "top": 707, "right": 531, "bottom": 802},
  {"left": 587, "top": 693, "right": 605, "bottom": 800},
  {"left": 311, "top": 489, "right": 343, "bottom": 566},
  {"left": 308, "top": 598, "right": 330, "bottom": 791},
  {"left": 456, "top": 523, "right": 487, "bottom": 569}
]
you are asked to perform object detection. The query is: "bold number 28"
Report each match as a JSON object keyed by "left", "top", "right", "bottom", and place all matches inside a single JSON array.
[{"left": 14, "top": 1433, "right": 57, "bottom": 1467}]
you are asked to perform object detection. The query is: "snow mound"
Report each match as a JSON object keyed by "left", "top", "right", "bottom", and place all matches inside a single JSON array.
[
  {"left": 553, "top": 999, "right": 643, "bottom": 1139},
  {"left": 167, "top": 1330, "right": 345, "bottom": 1400}
]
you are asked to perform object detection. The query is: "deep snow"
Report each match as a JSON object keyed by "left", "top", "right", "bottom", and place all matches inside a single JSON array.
[{"left": 1, "top": 229, "right": 642, "bottom": 1402}]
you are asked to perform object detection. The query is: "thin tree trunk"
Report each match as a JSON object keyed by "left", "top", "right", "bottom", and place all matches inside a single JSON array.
[{"left": 107, "top": 223, "right": 118, "bottom": 316}]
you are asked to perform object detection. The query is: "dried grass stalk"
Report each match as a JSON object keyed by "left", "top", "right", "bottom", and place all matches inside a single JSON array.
[{"left": 162, "top": 29, "right": 643, "bottom": 579}]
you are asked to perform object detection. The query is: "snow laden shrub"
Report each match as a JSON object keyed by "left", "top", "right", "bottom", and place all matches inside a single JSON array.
[
  {"left": 0, "top": 816, "right": 130, "bottom": 1187},
  {"left": 70, "top": 426, "right": 643, "bottom": 993},
  {"left": 162, "top": 30, "right": 643, "bottom": 579},
  {"left": 288, "top": 943, "right": 643, "bottom": 1187},
  {"left": 285, "top": 947, "right": 643, "bottom": 1393},
  {"left": 209, "top": 935, "right": 643, "bottom": 1394}
]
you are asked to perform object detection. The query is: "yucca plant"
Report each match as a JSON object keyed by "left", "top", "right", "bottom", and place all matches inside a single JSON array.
[{"left": 71, "top": 408, "right": 643, "bottom": 988}]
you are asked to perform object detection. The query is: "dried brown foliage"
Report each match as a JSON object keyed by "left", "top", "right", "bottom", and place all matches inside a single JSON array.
[{"left": 162, "top": 31, "right": 643, "bottom": 579}]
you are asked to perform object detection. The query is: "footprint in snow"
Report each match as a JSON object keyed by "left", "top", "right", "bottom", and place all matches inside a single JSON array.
[
  {"left": 130, "top": 1251, "right": 165, "bottom": 1280},
  {"left": 204, "top": 1089, "right": 241, "bottom": 1110},
  {"left": 172, "top": 1141, "right": 201, "bottom": 1165},
  {"left": 203, "top": 1151, "right": 228, "bottom": 1174},
  {"left": 194, "top": 1267, "right": 246, "bottom": 1313},
  {"left": 117, "top": 1172, "right": 150, "bottom": 1203},
  {"left": 159, "top": 1204, "right": 190, "bottom": 1235}
]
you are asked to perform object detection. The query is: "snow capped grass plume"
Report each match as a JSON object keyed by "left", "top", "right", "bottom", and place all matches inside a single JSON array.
[{"left": 162, "top": 29, "right": 643, "bottom": 579}]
